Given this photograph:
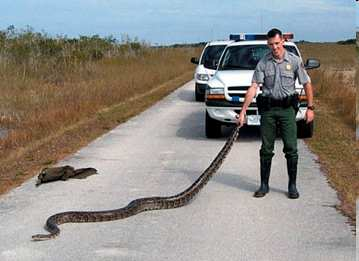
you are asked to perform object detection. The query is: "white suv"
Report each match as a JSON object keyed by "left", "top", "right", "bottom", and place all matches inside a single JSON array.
[
  {"left": 205, "top": 33, "right": 320, "bottom": 138},
  {"left": 190, "top": 40, "right": 233, "bottom": 101}
]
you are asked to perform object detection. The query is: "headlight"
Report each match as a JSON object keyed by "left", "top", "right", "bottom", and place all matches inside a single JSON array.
[
  {"left": 208, "top": 88, "right": 224, "bottom": 95},
  {"left": 196, "top": 73, "right": 209, "bottom": 81},
  {"left": 206, "top": 87, "right": 225, "bottom": 100}
]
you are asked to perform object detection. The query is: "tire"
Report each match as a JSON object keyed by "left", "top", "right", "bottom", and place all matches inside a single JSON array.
[
  {"left": 195, "top": 86, "right": 205, "bottom": 102},
  {"left": 205, "top": 111, "right": 222, "bottom": 138},
  {"left": 297, "top": 120, "right": 314, "bottom": 138}
]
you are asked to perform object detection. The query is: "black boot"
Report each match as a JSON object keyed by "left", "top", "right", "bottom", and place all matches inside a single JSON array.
[
  {"left": 287, "top": 158, "right": 299, "bottom": 199},
  {"left": 254, "top": 159, "right": 271, "bottom": 198}
]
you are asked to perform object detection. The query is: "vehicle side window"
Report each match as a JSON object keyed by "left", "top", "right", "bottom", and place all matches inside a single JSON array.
[
  {"left": 284, "top": 46, "right": 299, "bottom": 57},
  {"left": 219, "top": 45, "right": 269, "bottom": 70},
  {"left": 201, "top": 45, "right": 226, "bottom": 69}
]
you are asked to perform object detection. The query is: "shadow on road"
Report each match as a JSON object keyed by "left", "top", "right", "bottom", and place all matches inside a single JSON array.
[
  {"left": 178, "top": 168, "right": 286, "bottom": 195},
  {"left": 176, "top": 110, "right": 261, "bottom": 142},
  {"left": 176, "top": 110, "right": 207, "bottom": 141},
  {"left": 215, "top": 171, "right": 287, "bottom": 194},
  {"left": 177, "top": 88, "right": 196, "bottom": 103},
  {"left": 175, "top": 86, "right": 262, "bottom": 142}
]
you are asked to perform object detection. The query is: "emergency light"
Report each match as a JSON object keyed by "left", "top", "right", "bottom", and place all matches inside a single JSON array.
[{"left": 229, "top": 33, "right": 294, "bottom": 41}]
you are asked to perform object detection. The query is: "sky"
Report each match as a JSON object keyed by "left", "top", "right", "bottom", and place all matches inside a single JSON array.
[{"left": 0, "top": 0, "right": 355, "bottom": 45}]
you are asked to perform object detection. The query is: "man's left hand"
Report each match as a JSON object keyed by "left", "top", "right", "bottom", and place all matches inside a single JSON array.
[{"left": 305, "top": 109, "right": 314, "bottom": 123}]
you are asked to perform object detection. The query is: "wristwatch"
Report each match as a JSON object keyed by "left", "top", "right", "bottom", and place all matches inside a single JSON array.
[{"left": 307, "top": 105, "right": 315, "bottom": 111}]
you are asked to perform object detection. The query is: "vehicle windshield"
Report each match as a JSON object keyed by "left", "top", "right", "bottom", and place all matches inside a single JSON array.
[
  {"left": 200, "top": 45, "right": 226, "bottom": 69},
  {"left": 218, "top": 45, "right": 299, "bottom": 70}
]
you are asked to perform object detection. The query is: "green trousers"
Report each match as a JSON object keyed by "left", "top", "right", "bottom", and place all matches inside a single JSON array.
[{"left": 259, "top": 106, "right": 298, "bottom": 161}]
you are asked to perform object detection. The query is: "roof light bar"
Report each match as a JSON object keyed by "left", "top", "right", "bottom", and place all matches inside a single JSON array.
[
  {"left": 283, "top": 33, "right": 294, "bottom": 41},
  {"left": 229, "top": 33, "right": 294, "bottom": 41}
]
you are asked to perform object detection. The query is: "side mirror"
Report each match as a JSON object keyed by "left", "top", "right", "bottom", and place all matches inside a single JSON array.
[
  {"left": 304, "top": 58, "right": 320, "bottom": 70},
  {"left": 191, "top": 57, "right": 199, "bottom": 64}
]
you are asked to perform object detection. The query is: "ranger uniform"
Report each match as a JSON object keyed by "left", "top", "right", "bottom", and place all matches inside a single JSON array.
[
  {"left": 254, "top": 50, "right": 310, "bottom": 100},
  {"left": 236, "top": 28, "right": 315, "bottom": 199},
  {"left": 252, "top": 46, "right": 310, "bottom": 199}
]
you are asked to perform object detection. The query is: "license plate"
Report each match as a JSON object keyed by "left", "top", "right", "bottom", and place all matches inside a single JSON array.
[{"left": 246, "top": 115, "right": 261, "bottom": 125}]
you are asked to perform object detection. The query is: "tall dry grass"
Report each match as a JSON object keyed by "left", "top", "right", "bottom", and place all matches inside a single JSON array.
[
  {"left": 356, "top": 47, "right": 359, "bottom": 127},
  {"left": 308, "top": 70, "right": 356, "bottom": 128},
  {"left": 298, "top": 43, "right": 356, "bottom": 70},
  {"left": 298, "top": 43, "right": 356, "bottom": 128},
  {"left": 0, "top": 27, "right": 199, "bottom": 159},
  {"left": 298, "top": 42, "right": 358, "bottom": 223}
]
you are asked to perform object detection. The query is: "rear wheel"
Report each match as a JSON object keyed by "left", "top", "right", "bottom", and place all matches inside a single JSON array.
[
  {"left": 297, "top": 120, "right": 314, "bottom": 138},
  {"left": 205, "top": 111, "right": 222, "bottom": 138}
]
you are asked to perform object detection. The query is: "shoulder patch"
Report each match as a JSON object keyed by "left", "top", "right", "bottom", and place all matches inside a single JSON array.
[{"left": 287, "top": 52, "right": 300, "bottom": 61}]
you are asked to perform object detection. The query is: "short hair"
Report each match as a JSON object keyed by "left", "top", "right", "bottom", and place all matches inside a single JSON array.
[{"left": 267, "top": 28, "right": 282, "bottom": 39}]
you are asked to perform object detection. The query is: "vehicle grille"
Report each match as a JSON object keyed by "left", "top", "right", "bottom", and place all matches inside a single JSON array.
[
  {"left": 227, "top": 86, "right": 250, "bottom": 99},
  {"left": 228, "top": 86, "right": 258, "bottom": 115},
  {"left": 235, "top": 109, "right": 257, "bottom": 115}
]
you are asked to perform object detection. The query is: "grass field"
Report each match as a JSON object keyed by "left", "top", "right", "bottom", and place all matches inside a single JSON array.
[{"left": 0, "top": 28, "right": 200, "bottom": 194}]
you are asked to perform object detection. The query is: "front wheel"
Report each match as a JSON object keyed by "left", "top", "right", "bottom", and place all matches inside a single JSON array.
[
  {"left": 205, "top": 111, "right": 222, "bottom": 138},
  {"left": 195, "top": 86, "right": 205, "bottom": 102},
  {"left": 297, "top": 120, "right": 314, "bottom": 138}
]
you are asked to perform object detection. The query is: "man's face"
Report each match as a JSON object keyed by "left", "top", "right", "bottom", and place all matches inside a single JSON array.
[{"left": 267, "top": 34, "right": 285, "bottom": 58}]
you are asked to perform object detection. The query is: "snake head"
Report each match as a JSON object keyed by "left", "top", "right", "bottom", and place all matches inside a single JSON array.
[{"left": 35, "top": 168, "right": 49, "bottom": 186}]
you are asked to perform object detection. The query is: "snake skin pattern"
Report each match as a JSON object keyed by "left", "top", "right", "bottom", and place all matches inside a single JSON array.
[{"left": 32, "top": 126, "right": 240, "bottom": 241}]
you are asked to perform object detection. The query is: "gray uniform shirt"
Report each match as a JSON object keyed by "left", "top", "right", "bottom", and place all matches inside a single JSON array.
[{"left": 252, "top": 49, "right": 310, "bottom": 100}]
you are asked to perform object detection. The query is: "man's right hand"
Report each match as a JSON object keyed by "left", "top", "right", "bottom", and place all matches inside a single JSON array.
[
  {"left": 235, "top": 82, "right": 258, "bottom": 127},
  {"left": 236, "top": 111, "right": 246, "bottom": 127}
]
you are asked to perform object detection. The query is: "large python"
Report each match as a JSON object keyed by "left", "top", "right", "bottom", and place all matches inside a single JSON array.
[{"left": 32, "top": 126, "right": 240, "bottom": 241}]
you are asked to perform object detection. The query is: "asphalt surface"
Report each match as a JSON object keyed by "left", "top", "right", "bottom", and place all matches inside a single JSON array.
[{"left": 0, "top": 81, "right": 355, "bottom": 261}]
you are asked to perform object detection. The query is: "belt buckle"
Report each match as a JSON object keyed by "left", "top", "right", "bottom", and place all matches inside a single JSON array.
[{"left": 272, "top": 98, "right": 281, "bottom": 107}]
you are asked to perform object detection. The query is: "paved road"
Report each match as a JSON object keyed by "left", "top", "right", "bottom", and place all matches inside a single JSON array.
[{"left": 0, "top": 81, "right": 355, "bottom": 261}]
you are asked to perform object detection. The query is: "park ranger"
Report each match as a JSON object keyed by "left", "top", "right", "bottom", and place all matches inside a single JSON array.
[{"left": 237, "top": 28, "right": 314, "bottom": 199}]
